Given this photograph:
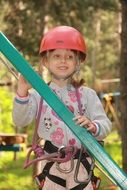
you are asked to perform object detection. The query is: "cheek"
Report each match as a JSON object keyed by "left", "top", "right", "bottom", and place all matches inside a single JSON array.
[
  {"left": 70, "top": 62, "right": 77, "bottom": 71},
  {"left": 46, "top": 62, "right": 57, "bottom": 72}
]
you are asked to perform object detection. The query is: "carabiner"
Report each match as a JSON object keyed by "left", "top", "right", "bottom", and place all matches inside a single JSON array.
[
  {"left": 56, "top": 158, "right": 74, "bottom": 173},
  {"left": 56, "top": 146, "right": 75, "bottom": 173},
  {"left": 74, "top": 146, "right": 95, "bottom": 184}
]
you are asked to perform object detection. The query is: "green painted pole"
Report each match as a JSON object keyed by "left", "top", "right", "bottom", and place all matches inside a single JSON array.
[{"left": 0, "top": 31, "right": 127, "bottom": 189}]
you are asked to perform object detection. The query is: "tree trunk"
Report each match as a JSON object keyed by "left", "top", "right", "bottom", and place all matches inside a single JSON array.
[{"left": 120, "top": 0, "right": 127, "bottom": 172}]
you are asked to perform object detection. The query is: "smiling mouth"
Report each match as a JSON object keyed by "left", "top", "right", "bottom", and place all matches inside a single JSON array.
[{"left": 58, "top": 66, "right": 68, "bottom": 70}]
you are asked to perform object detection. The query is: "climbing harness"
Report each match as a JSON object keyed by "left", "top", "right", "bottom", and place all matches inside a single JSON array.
[
  {"left": 32, "top": 140, "right": 101, "bottom": 190},
  {"left": 23, "top": 87, "right": 101, "bottom": 189}
]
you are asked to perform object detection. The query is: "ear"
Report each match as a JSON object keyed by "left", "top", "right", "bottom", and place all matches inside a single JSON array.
[{"left": 44, "top": 60, "right": 49, "bottom": 69}]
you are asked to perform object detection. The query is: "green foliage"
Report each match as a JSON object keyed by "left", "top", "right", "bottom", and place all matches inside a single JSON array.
[
  {"left": 0, "top": 87, "right": 14, "bottom": 133},
  {"left": 0, "top": 0, "right": 120, "bottom": 85}
]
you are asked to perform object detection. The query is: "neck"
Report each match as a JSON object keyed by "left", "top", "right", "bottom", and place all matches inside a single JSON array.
[{"left": 51, "top": 77, "right": 72, "bottom": 87}]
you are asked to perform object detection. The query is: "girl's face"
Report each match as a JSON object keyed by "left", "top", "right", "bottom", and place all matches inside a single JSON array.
[{"left": 45, "top": 49, "right": 78, "bottom": 84}]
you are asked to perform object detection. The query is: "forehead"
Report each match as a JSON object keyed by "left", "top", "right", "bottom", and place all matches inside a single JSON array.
[{"left": 51, "top": 49, "right": 75, "bottom": 54}]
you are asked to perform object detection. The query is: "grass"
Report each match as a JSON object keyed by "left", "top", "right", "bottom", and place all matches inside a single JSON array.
[
  {"left": 0, "top": 131, "right": 122, "bottom": 190},
  {"left": 0, "top": 152, "right": 36, "bottom": 190},
  {"left": 95, "top": 132, "right": 122, "bottom": 190}
]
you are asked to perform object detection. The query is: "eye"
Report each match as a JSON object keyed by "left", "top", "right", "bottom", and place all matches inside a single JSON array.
[
  {"left": 66, "top": 54, "right": 75, "bottom": 60},
  {"left": 53, "top": 54, "right": 61, "bottom": 59}
]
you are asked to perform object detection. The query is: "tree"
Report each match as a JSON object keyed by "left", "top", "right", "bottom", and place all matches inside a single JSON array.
[
  {"left": 1, "top": 0, "right": 119, "bottom": 83},
  {"left": 119, "top": 0, "right": 127, "bottom": 172}
]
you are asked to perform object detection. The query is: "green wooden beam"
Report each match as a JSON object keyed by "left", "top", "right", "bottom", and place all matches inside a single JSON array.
[{"left": 0, "top": 31, "right": 127, "bottom": 189}]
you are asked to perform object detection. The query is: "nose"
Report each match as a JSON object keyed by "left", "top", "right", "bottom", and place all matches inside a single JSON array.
[{"left": 60, "top": 56, "right": 66, "bottom": 63}]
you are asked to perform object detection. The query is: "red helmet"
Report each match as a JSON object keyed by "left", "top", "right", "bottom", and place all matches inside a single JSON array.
[{"left": 39, "top": 26, "right": 86, "bottom": 60}]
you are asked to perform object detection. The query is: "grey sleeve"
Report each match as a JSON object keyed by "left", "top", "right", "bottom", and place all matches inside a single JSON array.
[
  {"left": 12, "top": 92, "right": 39, "bottom": 128},
  {"left": 85, "top": 88, "right": 112, "bottom": 141}
]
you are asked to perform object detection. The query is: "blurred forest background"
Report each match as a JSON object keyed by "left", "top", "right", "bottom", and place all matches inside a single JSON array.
[{"left": 0, "top": 0, "right": 127, "bottom": 189}]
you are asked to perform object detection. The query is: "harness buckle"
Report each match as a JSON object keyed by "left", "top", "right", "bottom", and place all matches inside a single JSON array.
[{"left": 58, "top": 145, "right": 66, "bottom": 158}]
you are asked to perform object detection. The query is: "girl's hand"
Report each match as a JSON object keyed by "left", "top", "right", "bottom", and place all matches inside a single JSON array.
[
  {"left": 17, "top": 75, "right": 32, "bottom": 97},
  {"left": 73, "top": 115, "right": 97, "bottom": 134}
]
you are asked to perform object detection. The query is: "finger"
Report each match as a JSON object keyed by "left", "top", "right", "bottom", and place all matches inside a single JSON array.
[
  {"left": 87, "top": 126, "right": 95, "bottom": 133},
  {"left": 79, "top": 120, "right": 89, "bottom": 127},
  {"left": 75, "top": 117, "right": 87, "bottom": 125},
  {"left": 73, "top": 115, "right": 82, "bottom": 121},
  {"left": 86, "top": 126, "right": 93, "bottom": 131}
]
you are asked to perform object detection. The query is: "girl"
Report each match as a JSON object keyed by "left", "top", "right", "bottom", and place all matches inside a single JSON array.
[{"left": 12, "top": 26, "right": 112, "bottom": 190}]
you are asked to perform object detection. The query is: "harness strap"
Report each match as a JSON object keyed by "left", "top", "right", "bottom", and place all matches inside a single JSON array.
[
  {"left": 41, "top": 160, "right": 91, "bottom": 190},
  {"left": 44, "top": 140, "right": 58, "bottom": 153},
  {"left": 37, "top": 160, "right": 91, "bottom": 190},
  {"left": 70, "top": 183, "right": 89, "bottom": 190},
  {"left": 41, "top": 161, "right": 66, "bottom": 187},
  {"left": 32, "top": 98, "right": 43, "bottom": 147},
  {"left": 80, "top": 157, "right": 91, "bottom": 173},
  {"left": 35, "top": 141, "right": 92, "bottom": 189}
]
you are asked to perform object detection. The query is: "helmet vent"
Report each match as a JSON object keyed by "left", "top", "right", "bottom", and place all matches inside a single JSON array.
[{"left": 56, "top": 40, "right": 64, "bottom": 44}]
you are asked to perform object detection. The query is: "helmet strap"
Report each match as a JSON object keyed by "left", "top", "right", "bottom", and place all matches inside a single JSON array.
[
  {"left": 75, "top": 55, "right": 81, "bottom": 78},
  {"left": 75, "top": 64, "right": 80, "bottom": 75}
]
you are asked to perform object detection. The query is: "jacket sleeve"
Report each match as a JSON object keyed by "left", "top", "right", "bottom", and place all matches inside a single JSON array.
[
  {"left": 85, "top": 88, "right": 112, "bottom": 141},
  {"left": 12, "top": 91, "right": 39, "bottom": 128}
]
